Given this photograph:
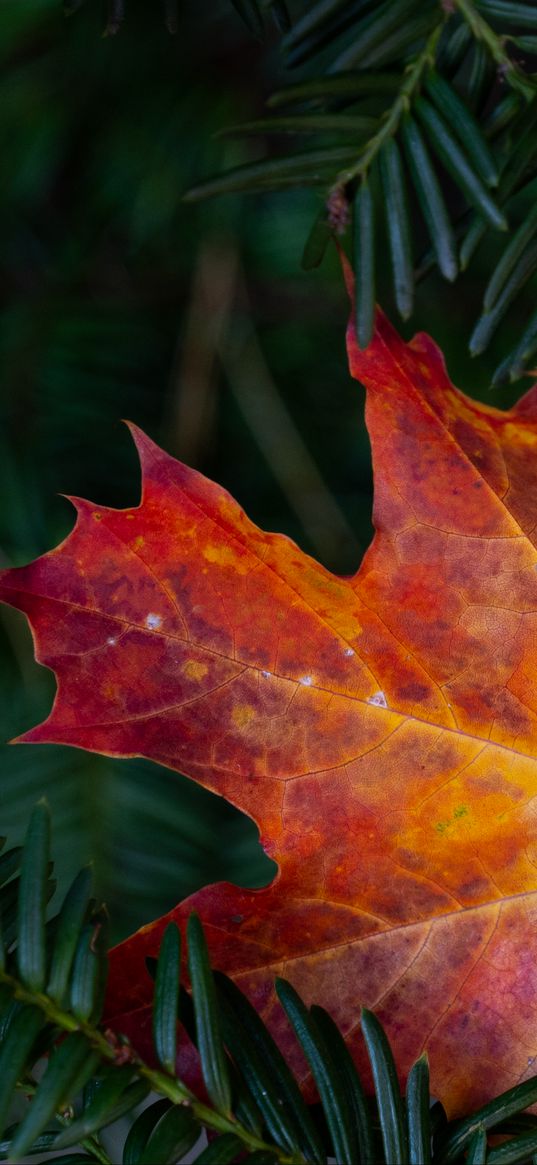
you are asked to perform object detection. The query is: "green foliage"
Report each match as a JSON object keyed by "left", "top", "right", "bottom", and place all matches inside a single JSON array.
[
  {"left": 180, "top": 0, "right": 537, "bottom": 383},
  {"left": 3, "top": 804, "right": 537, "bottom": 1164},
  {"left": 62, "top": 0, "right": 537, "bottom": 381}
]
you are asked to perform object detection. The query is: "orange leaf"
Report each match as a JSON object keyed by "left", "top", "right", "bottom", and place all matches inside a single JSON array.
[{"left": 3, "top": 294, "right": 537, "bottom": 1114}]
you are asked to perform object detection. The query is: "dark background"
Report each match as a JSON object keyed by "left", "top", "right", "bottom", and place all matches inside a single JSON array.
[{"left": 1, "top": 0, "right": 530, "bottom": 941}]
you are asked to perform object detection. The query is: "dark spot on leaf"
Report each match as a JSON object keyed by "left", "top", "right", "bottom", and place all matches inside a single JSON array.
[{"left": 397, "top": 681, "right": 430, "bottom": 702}]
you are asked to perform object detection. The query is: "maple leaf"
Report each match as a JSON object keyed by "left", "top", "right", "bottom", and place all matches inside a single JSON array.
[{"left": 3, "top": 296, "right": 537, "bottom": 1116}]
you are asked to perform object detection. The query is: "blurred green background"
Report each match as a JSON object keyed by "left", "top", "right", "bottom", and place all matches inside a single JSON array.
[{"left": 1, "top": 0, "right": 532, "bottom": 942}]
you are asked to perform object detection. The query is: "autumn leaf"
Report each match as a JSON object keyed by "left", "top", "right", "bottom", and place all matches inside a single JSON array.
[{"left": 3, "top": 293, "right": 537, "bottom": 1116}]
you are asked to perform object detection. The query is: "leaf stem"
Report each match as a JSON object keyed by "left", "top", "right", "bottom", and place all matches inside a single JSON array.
[
  {"left": 333, "top": 21, "right": 444, "bottom": 189},
  {"left": 0, "top": 967, "right": 304, "bottom": 1164},
  {"left": 453, "top": 0, "right": 537, "bottom": 97},
  {"left": 333, "top": 3, "right": 537, "bottom": 198}
]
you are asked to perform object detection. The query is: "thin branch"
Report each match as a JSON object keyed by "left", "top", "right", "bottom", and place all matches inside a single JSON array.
[
  {"left": 332, "top": 21, "right": 445, "bottom": 190},
  {"left": 454, "top": 0, "right": 537, "bottom": 98},
  {"left": 0, "top": 967, "right": 304, "bottom": 1164}
]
